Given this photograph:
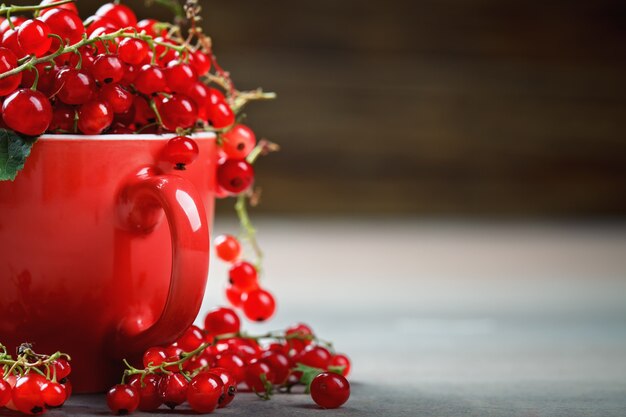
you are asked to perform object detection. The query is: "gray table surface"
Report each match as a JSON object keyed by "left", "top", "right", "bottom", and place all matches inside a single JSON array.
[{"left": 4, "top": 219, "right": 626, "bottom": 416}]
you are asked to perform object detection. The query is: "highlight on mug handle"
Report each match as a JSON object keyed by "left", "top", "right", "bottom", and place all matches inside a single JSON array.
[{"left": 115, "top": 167, "right": 210, "bottom": 353}]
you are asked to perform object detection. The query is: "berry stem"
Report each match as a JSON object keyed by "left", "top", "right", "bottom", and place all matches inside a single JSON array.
[
  {"left": 234, "top": 194, "right": 264, "bottom": 270},
  {"left": 0, "top": 0, "right": 75, "bottom": 15}
]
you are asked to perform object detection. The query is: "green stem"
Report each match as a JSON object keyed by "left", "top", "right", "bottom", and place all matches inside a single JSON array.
[
  {"left": 0, "top": 0, "right": 75, "bottom": 15},
  {"left": 235, "top": 194, "right": 264, "bottom": 269}
]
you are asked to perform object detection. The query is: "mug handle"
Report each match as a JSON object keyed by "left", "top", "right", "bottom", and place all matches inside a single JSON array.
[{"left": 116, "top": 169, "right": 210, "bottom": 352}]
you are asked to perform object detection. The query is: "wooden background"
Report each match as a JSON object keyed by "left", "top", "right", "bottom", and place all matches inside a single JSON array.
[{"left": 26, "top": 1, "right": 626, "bottom": 215}]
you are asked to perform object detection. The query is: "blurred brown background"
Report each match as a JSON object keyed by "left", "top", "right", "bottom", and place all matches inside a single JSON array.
[{"left": 35, "top": 1, "right": 626, "bottom": 215}]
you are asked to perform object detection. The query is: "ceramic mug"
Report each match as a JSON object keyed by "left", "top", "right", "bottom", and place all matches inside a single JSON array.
[{"left": 0, "top": 133, "right": 216, "bottom": 392}]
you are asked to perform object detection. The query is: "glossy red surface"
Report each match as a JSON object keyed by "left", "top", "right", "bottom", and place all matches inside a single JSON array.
[{"left": 0, "top": 133, "right": 216, "bottom": 393}]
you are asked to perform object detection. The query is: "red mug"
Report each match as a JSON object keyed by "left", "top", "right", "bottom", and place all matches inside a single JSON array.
[{"left": 0, "top": 133, "right": 216, "bottom": 392}]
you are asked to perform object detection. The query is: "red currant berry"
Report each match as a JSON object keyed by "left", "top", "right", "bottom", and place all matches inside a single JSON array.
[
  {"left": 1, "top": 29, "right": 26, "bottom": 59},
  {"left": 158, "top": 373, "right": 188, "bottom": 409},
  {"left": 127, "top": 374, "right": 162, "bottom": 411},
  {"left": 215, "top": 234, "right": 241, "bottom": 262},
  {"left": 88, "top": 26, "right": 117, "bottom": 55},
  {"left": 296, "top": 345, "right": 332, "bottom": 370},
  {"left": 260, "top": 350, "right": 291, "bottom": 385},
  {"left": 225, "top": 283, "right": 244, "bottom": 308},
  {"left": 222, "top": 124, "right": 256, "bottom": 159},
  {"left": 161, "top": 135, "right": 199, "bottom": 169},
  {"left": 117, "top": 37, "right": 149, "bottom": 65},
  {"left": 152, "top": 37, "right": 178, "bottom": 65},
  {"left": 39, "top": 0, "right": 79, "bottom": 16},
  {"left": 106, "top": 384, "right": 140, "bottom": 415},
  {"left": 163, "top": 346, "right": 184, "bottom": 372},
  {"left": 159, "top": 94, "right": 198, "bottom": 131},
  {"left": 330, "top": 353, "right": 351, "bottom": 377},
  {"left": 215, "top": 352, "right": 246, "bottom": 383},
  {"left": 92, "top": 54, "right": 125, "bottom": 84},
  {"left": 41, "top": 381, "right": 66, "bottom": 408},
  {"left": 286, "top": 323, "right": 314, "bottom": 352},
  {"left": 228, "top": 261, "right": 259, "bottom": 292},
  {"left": 206, "top": 368, "right": 236, "bottom": 408},
  {"left": 52, "top": 358, "right": 72, "bottom": 380},
  {"left": 0, "top": 17, "right": 26, "bottom": 36},
  {"left": 84, "top": 15, "right": 118, "bottom": 36},
  {"left": 2, "top": 88, "right": 52, "bottom": 136},
  {"left": 11, "top": 373, "right": 47, "bottom": 415},
  {"left": 40, "top": 9, "right": 84, "bottom": 52},
  {"left": 165, "top": 62, "right": 196, "bottom": 94},
  {"left": 0, "top": 47, "right": 22, "bottom": 96},
  {"left": 189, "top": 50, "right": 211, "bottom": 76},
  {"left": 77, "top": 100, "right": 113, "bottom": 134},
  {"left": 207, "top": 89, "right": 234, "bottom": 128},
  {"left": 204, "top": 306, "right": 241, "bottom": 338},
  {"left": 142, "top": 346, "right": 167, "bottom": 368},
  {"left": 242, "top": 288, "right": 276, "bottom": 322},
  {"left": 310, "top": 372, "right": 350, "bottom": 409},
  {"left": 136, "top": 19, "right": 165, "bottom": 37},
  {"left": 217, "top": 159, "right": 255, "bottom": 194},
  {"left": 0, "top": 379, "right": 12, "bottom": 407},
  {"left": 186, "top": 372, "right": 223, "bottom": 413},
  {"left": 187, "top": 82, "right": 211, "bottom": 120},
  {"left": 54, "top": 67, "right": 96, "bottom": 104},
  {"left": 176, "top": 324, "right": 205, "bottom": 351},
  {"left": 266, "top": 342, "right": 290, "bottom": 356},
  {"left": 17, "top": 20, "right": 52, "bottom": 57},
  {"left": 50, "top": 104, "right": 76, "bottom": 133},
  {"left": 99, "top": 83, "right": 133, "bottom": 113},
  {"left": 134, "top": 64, "right": 166, "bottom": 95},
  {"left": 244, "top": 359, "right": 274, "bottom": 393},
  {"left": 95, "top": 3, "right": 138, "bottom": 27}
]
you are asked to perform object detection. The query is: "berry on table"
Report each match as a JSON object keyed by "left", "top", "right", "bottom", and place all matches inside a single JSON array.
[
  {"left": 106, "top": 384, "right": 140, "bottom": 415},
  {"left": 310, "top": 372, "right": 350, "bottom": 409},
  {"left": 158, "top": 373, "right": 188, "bottom": 409},
  {"left": 127, "top": 374, "right": 162, "bottom": 412},
  {"left": 186, "top": 372, "right": 223, "bottom": 413},
  {"left": 0, "top": 379, "right": 12, "bottom": 407},
  {"left": 244, "top": 359, "right": 274, "bottom": 394},
  {"left": 206, "top": 368, "right": 237, "bottom": 408},
  {"left": 41, "top": 381, "right": 66, "bottom": 408},
  {"left": 260, "top": 350, "right": 291, "bottom": 385},
  {"left": 11, "top": 373, "right": 47, "bottom": 415}
]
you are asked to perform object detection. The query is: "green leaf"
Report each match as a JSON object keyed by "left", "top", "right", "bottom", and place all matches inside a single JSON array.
[{"left": 0, "top": 129, "right": 36, "bottom": 181}]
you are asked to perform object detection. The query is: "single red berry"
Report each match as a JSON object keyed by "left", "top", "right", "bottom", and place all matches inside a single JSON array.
[
  {"left": 286, "top": 323, "right": 314, "bottom": 352},
  {"left": 189, "top": 50, "right": 211, "bottom": 76},
  {"left": 206, "top": 368, "right": 236, "bottom": 408},
  {"left": 95, "top": 3, "right": 138, "bottom": 27},
  {"left": 165, "top": 62, "right": 196, "bottom": 94},
  {"left": 215, "top": 352, "right": 246, "bottom": 383},
  {"left": 41, "top": 381, "right": 66, "bottom": 408},
  {"left": 143, "top": 346, "right": 167, "bottom": 368},
  {"left": 127, "top": 374, "right": 162, "bottom": 411},
  {"left": 228, "top": 261, "right": 259, "bottom": 292},
  {"left": 186, "top": 372, "right": 223, "bottom": 413},
  {"left": 17, "top": 19, "right": 51, "bottom": 57},
  {"left": 217, "top": 158, "right": 255, "bottom": 194},
  {"left": 38, "top": 0, "right": 79, "bottom": 16},
  {"left": 158, "top": 373, "right": 188, "bottom": 409},
  {"left": 187, "top": 82, "right": 211, "bottom": 120},
  {"left": 134, "top": 64, "right": 166, "bottom": 95},
  {"left": 206, "top": 89, "right": 234, "bottom": 128},
  {"left": 11, "top": 373, "right": 47, "bottom": 415},
  {"left": 296, "top": 345, "right": 332, "bottom": 370},
  {"left": 244, "top": 359, "right": 274, "bottom": 393},
  {"left": 106, "top": 384, "right": 139, "bottom": 415},
  {"left": 84, "top": 15, "right": 118, "bottom": 36},
  {"left": 260, "top": 351, "right": 291, "bottom": 385},
  {"left": 0, "top": 379, "right": 12, "bottom": 407},
  {"left": 61, "top": 380, "right": 72, "bottom": 401},
  {"left": 215, "top": 234, "right": 241, "bottom": 262},
  {"left": 54, "top": 67, "right": 96, "bottom": 104},
  {"left": 0, "top": 47, "right": 22, "bottom": 96},
  {"left": 310, "top": 372, "right": 350, "bottom": 409},
  {"left": 99, "top": 83, "right": 133, "bottom": 113},
  {"left": 158, "top": 94, "right": 198, "bottom": 131},
  {"left": 225, "top": 283, "right": 244, "bottom": 308},
  {"left": 204, "top": 307, "right": 241, "bottom": 338},
  {"left": 161, "top": 135, "right": 199, "bottom": 168},
  {"left": 176, "top": 324, "right": 205, "bottom": 351},
  {"left": 77, "top": 100, "right": 113, "bottom": 135},
  {"left": 52, "top": 358, "right": 72, "bottom": 381},
  {"left": 222, "top": 124, "right": 256, "bottom": 159},
  {"left": 1, "top": 29, "right": 26, "bottom": 59},
  {"left": 40, "top": 9, "right": 84, "bottom": 52},
  {"left": 92, "top": 54, "right": 125, "bottom": 84},
  {"left": 242, "top": 288, "right": 276, "bottom": 322},
  {"left": 118, "top": 37, "right": 149, "bottom": 65},
  {"left": 330, "top": 353, "right": 351, "bottom": 377},
  {"left": 2, "top": 88, "right": 52, "bottom": 136}
]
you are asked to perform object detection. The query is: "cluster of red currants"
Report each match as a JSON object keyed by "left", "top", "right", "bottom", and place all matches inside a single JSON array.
[
  {"left": 0, "top": 344, "right": 72, "bottom": 415},
  {"left": 106, "top": 307, "right": 351, "bottom": 414},
  {"left": 0, "top": 0, "right": 235, "bottom": 138},
  {"left": 214, "top": 234, "right": 276, "bottom": 322}
]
